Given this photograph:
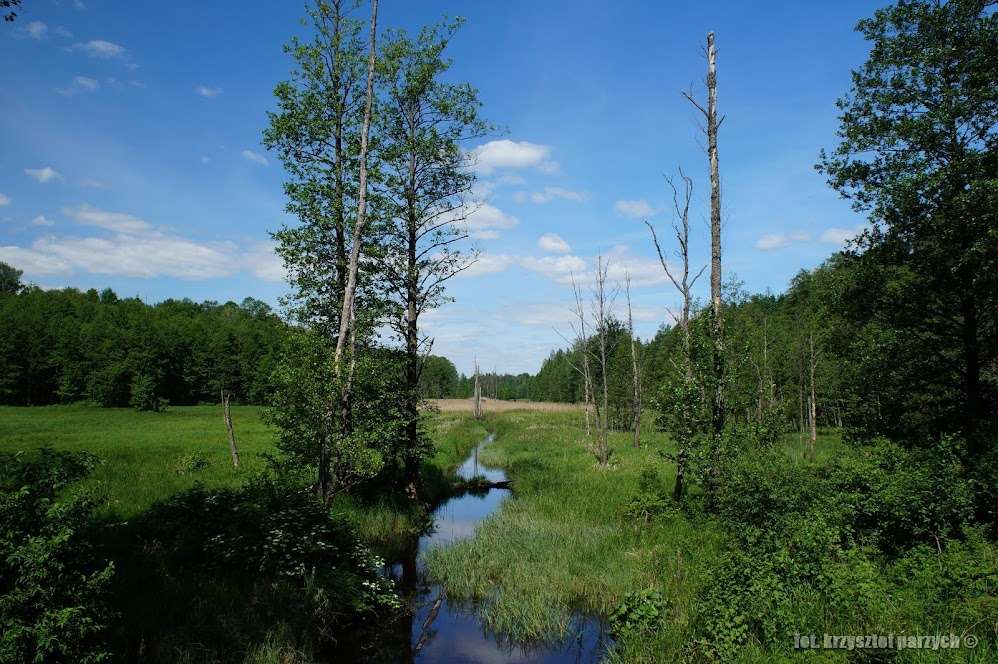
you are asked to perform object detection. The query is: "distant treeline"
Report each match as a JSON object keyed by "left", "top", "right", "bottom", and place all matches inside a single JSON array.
[{"left": 0, "top": 279, "right": 284, "bottom": 407}]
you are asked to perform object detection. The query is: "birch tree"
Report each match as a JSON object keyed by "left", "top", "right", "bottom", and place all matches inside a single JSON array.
[{"left": 264, "top": 0, "right": 373, "bottom": 500}]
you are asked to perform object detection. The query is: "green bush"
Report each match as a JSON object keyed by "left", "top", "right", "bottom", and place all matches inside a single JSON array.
[
  {"left": 129, "top": 373, "right": 167, "bottom": 412},
  {"left": 609, "top": 588, "right": 669, "bottom": 638},
  {"left": 172, "top": 451, "right": 210, "bottom": 475},
  {"left": 690, "top": 436, "right": 992, "bottom": 660},
  {"left": 134, "top": 476, "right": 398, "bottom": 609},
  {"left": 0, "top": 449, "right": 114, "bottom": 664},
  {"left": 621, "top": 467, "right": 676, "bottom": 523}
]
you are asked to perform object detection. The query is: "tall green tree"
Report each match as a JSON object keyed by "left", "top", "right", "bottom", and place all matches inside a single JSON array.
[
  {"left": 263, "top": 0, "right": 387, "bottom": 499},
  {"left": 819, "top": 0, "right": 998, "bottom": 453},
  {"left": 0, "top": 261, "right": 22, "bottom": 296},
  {"left": 377, "top": 20, "right": 489, "bottom": 498},
  {"left": 264, "top": 0, "right": 370, "bottom": 337}
]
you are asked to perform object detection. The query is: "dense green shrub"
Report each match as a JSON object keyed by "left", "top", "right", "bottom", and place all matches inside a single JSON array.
[
  {"left": 621, "top": 467, "right": 675, "bottom": 523},
  {"left": 134, "top": 476, "right": 397, "bottom": 609},
  {"left": 0, "top": 449, "right": 114, "bottom": 664},
  {"left": 609, "top": 588, "right": 669, "bottom": 638},
  {"left": 691, "top": 437, "right": 992, "bottom": 660}
]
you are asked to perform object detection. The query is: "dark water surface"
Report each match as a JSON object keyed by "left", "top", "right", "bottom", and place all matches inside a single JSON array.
[{"left": 381, "top": 434, "right": 610, "bottom": 664}]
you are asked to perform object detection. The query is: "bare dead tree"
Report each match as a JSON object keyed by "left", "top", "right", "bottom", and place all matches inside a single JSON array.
[
  {"left": 683, "top": 31, "right": 725, "bottom": 437},
  {"left": 808, "top": 331, "right": 818, "bottom": 461},
  {"left": 220, "top": 388, "right": 240, "bottom": 468},
  {"left": 569, "top": 272, "right": 594, "bottom": 436},
  {"left": 647, "top": 168, "right": 705, "bottom": 500},
  {"left": 473, "top": 360, "right": 483, "bottom": 420},
  {"left": 590, "top": 256, "right": 616, "bottom": 467},
  {"left": 625, "top": 273, "right": 643, "bottom": 448}
]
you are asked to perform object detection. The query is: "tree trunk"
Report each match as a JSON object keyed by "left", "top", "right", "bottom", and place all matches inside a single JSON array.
[
  {"left": 962, "top": 292, "right": 982, "bottom": 456},
  {"left": 221, "top": 389, "right": 240, "bottom": 468},
  {"left": 404, "top": 203, "right": 422, "bottom": 500},
  {"left": 473, "top": 361, "right": 482, "bottom": 419},
  {"left": 625, "top": 275, "right": 642, "bottom": 448},
  {"left": 808, "top": 333, "right": 817, "bottom": 461},
  {"left": 706, "top": 31, "right": 725, "bottom": 439},
  {"left": 333, "top": 0, "right": 378, "bottom": 374}
]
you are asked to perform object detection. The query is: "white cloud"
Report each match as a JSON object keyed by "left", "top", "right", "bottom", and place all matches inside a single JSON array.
[
  {"left": 80, "top": 178, "right": 106, "bottom": 188},
  {"left": 53, "top": 26, "right": 73, "bottom": 38},
  {"left": 458, "top": 253, "right": 513, "bottom": 278},
  {"left": 461, "top": 202, "right": 519, "bottom": 239},
  {"left": 511, "top": 303, "right": 576, "bottom": 328},
  {"left": 63, "top": 204, "right": 151, "bottom": 233},
  {"left": 31, "top": 215, "right": 55, "bottom": 227},
  {"left": 0, "top": 194, "right": 10, "bottom": 206},
  {"left": 0, "top": 246, "right": 71, "bottom": 276},
  {"left": 72, "top": 39, "right": 126, "bottom": 59},
  {"left": 516, "top": 187, "right": 588, "bottom": 204},
  {"left": 3, "top": 203, "right": 287, "bottom": 284},
  {"left": 820, "top": 225, "right": 866, "bottom": 245},
  {"left": 196, "top": 85, "right": 223, "bottom": 97},
  {"left": 26, "top": 21, "right": 47, "bottom": 39},
  {"left": 57, "top": 75, "right": 100, "bottom": 95},
  {"left": 241, "top": 149, "right": 268, "bottom": 166},
  {"left": 469, "top": 139, "right": 557, "bottom": 175},
  {"left": 34, "top": 233, "right": 236, "bottom": 279},
  {"left": 519, "top": 246, "right": 671, "bottom": 288},
  {"left": 538, "top": 233, "right": 571, "bottom": 254},
  {"left": 242, "top": 242, "right": 286, "bottom": 282},
  {"left": 755, "top": 233, "right": 789, "bottom": 250},
  {"left": 200, "top": 156, "right": 211, "bottom": 164},
  {"left": 518, "top": 254, "right": 587, "bottom": 282},
  {"left": 755, "top": 231, "right": 811, "bottom": 250},
  {"left": 614, "top": 199, "right": 656, "bottom": 218},
  {"left": 25, "top": 167, "right": 63, "bottom": 183}
]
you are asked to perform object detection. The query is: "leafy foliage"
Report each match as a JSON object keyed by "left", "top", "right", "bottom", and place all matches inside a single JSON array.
[
  {"left": 0, "top": 449, "right": 114, "bottom": 664},
  {"left": 609, "top": 588, "right": 669, "bottom": 638},
  {"left": 818, "top": 0, "right": 998, "bottom": 449},
  {"left": 0, "top": 286, "right": 283, "bottom": 407}
]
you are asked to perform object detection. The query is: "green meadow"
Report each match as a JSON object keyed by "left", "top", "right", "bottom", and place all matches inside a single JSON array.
[{"left": 0, "top": 404, "right": 273, "bottom": 519}]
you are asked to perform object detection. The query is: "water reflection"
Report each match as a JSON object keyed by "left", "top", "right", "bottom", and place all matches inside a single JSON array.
[{"left": 379, "top": 433, "right": 610, "bottom": 664}]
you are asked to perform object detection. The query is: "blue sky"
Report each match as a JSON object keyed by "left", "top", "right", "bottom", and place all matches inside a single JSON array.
[{"left": 1, "top": 0, "right": 878, "bottom": 374}]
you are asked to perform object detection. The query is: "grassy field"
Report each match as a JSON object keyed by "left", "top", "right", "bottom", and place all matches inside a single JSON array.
[
  {"left": 0, "top": 404, "right": 276, "bottom": 519},
  {"left": 0, "top": 404, "right": 492, "bottom": 663},
  {"left": 424, "top": 410, "right": 725, "bottom": 652},
  {"left": 424, "top": 412, "right": 988, "bottom": 662},
  {"left": 0, "top": 403, "right": 489, "bottom": 521}
]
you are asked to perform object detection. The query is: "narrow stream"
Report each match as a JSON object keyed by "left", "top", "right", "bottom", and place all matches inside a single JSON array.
[{"left": 383, "top": 433, "right": 610, "bottom": 663}]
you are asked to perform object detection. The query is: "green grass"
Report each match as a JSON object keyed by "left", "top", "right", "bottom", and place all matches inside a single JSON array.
[
  {"left": 0, "top": 403, "right": 274, "bottom": 519},
  {"left": 0, "top": 404, "right": 495, "bottom": 663},
  {"left": 423, "top": 411, "right": 866, "bottom": 661}
]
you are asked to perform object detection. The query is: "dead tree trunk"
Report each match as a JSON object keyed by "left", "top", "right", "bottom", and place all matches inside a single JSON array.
[
  {"left": 570, "top": 272, "right": 594, "bottom": 436},
  {"left": 221, "top": 389, "right": 240, "bottom": 468},
  {"left": 473, "top": 361, "right": 483, "bottom": 419},
  {"left": 705, "top": 32, "right": 724, "bottom": 438},
  {"left": 625, "top": 274, "right": 642, "bottom": 448},
  {"left": 808, "top": 332, "right": 818, "bottom": 461},
  {"left": 685, "top": 32, "right": 725, "bottom": 438},
  {"left": 591, "top": 256, "right": 614, "bottom": 467},
  {"left": 647, "top": 168, "right": 705, "bottom": 500}
]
